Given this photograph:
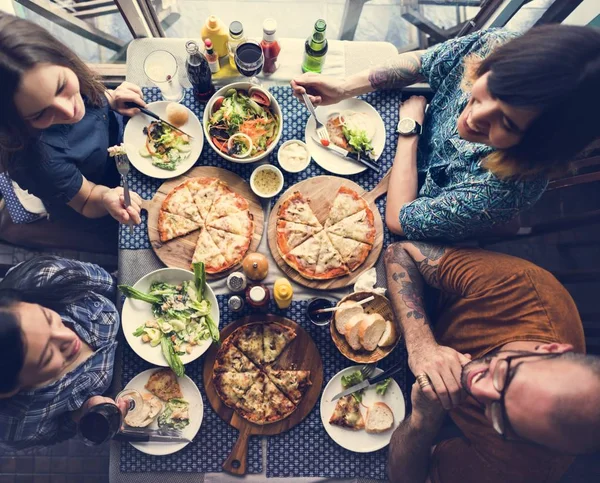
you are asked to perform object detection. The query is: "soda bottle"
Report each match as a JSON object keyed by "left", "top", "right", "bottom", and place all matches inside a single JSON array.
[
  {"left": 185, "top": 40, "right": 215, "bottom": 102},
  {"left": 302, "top": 19, "right": 328, "bottom": 73}
]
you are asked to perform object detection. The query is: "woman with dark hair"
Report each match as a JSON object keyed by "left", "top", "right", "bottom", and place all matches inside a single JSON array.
[
  {"left": 0, "top": 256, "right": 122, "bottom": 449},
  {"left": 291, "top": 25, "right": 600, "bottom": 240},
  {"left": 0, "top": 13, "right": 144, "bottom": 225}
]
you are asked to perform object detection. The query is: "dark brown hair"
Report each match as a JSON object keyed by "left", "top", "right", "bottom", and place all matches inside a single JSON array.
[{"left": 0, "top": 13, "right": 105, "bottom": 173}]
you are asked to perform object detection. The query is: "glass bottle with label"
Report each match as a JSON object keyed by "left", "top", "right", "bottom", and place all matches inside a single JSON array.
[
  {"left": 204, "top": 39, "right": 220, "bottom": 74},
  {"left": 227, "top": 21, "right": 246, "bottom": 71},
  {"left": 302, "top": 19, "right": 328, "bottom": 73},
  {"left": 186, "top": 40, "right": 215, "bottom": 102},
  {"left": 261, "top": 18, "right": 281, "bottom": 75}
]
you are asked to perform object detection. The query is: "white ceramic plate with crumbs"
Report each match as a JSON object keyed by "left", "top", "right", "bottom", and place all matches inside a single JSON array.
[
  {"left": 123, "top": 369, "right": 203, "bottom": 455},
  {"left": 121, "top": 268, "right": 218, "bottom": 368},
  {"left": 320, "top": 366, "right": 405, "bottom": 453},
  {"left": 123, "top": 101, "right": 203, "bottom": 179},
  {"left": 304, "top": 98, "right": 386, "bottom": 176}
]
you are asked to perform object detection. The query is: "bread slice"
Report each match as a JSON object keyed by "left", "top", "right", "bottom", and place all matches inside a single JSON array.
[
  {"left": 345, "top": 314, "right": 365, "bottom": 351},
  {"left": 358, "top": 313, "right": 387, "bottom": 351},
  {"left": 378, "top": 320, "right": 397, "bottom": 347},
  {"left": 334, "top": 301, "right": 364, "bottom": 335},
  {"left": 365, "top": 402, "right": 394, "bottom": 433}
]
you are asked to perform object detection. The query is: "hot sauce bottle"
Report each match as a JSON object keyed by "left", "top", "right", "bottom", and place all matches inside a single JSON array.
[
  {"left": 260, "top": 18, "right": 281, "bottom": 75},
  {"left": 245, "top": 284, "right": 270, "bottom": 311}
]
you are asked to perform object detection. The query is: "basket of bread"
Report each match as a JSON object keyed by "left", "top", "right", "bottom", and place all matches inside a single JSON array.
[{"left": 330, "top": 291, "right": 400, "bottom": 363}]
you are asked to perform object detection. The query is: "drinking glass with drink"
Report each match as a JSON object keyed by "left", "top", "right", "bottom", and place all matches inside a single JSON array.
[
  {"left": 234, "top": 40, "right": 264, "bottom": 85},
  {"left": 144, "top": 50, "right": 184, "bottom": 102}
]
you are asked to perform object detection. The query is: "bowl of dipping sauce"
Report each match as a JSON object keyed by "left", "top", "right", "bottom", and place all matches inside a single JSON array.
[
  {"left": 307, "top": 297, "right": 336, "bottom": 326},
  {"left": 277, "top": 140, "right": 311, "bottom": 173},
  {"left": 250, "top": 164, "right": 284, "bottom": 198}
]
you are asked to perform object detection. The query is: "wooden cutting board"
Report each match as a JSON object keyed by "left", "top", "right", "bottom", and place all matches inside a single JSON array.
[
  {"left": 145, "top": 166, "right": 264, "bottom": 279},
  {"left": 267, "top": 172, "right": 390, "bottom": 289},
  {"left": 202, "top": 314, "right": 323, "bottom": 475}
]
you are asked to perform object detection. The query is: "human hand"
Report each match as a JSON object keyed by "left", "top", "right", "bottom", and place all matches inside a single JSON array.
[
  {"left": 409, "top": 381, "right": 446, "bottom": 429},
  {"left": 107, "top": 82, "right": 146, "bottom": 117},
  {"left": 408, "top": 342, "right": 471, "bottom": 410},
  {"left": 290, "top": 73, "right": 348, "bottom": 106},
  {"left": 399, "top": 95, "right": 427, "bottom": 125},
  {"left": 102, "top": 187, "right": 143, "bottom": 225}
]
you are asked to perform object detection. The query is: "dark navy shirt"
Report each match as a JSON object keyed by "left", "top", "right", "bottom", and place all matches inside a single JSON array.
[{"left": 11, "top": 96, "right": 121, "bottom": 220}]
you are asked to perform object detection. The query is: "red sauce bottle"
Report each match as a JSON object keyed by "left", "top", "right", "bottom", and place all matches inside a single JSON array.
[
  {"left": 245, "top": 284, "right": 270, "bottom": 311},
  {"left": 260, "top": 19, "right": 281, "bottom": 75}
]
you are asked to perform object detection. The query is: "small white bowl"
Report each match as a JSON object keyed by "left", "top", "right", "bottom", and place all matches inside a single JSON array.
[
  {"left": 250, "top": 164, "right": 284, "bottom": 199},
  {"left": 277, "top": 139, "right": 311, "bottom": 173}
]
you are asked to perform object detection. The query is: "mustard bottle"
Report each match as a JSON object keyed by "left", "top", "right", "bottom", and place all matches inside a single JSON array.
[
  {"left": 274, "top": 278, "right": 293, "bottom": 309},
  {"left": 201, "top": 16, "right": 229, "bottom": 58}
]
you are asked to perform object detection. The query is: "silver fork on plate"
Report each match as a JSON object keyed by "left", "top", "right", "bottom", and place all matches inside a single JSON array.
[
  {"left": 115, "top": 153, "right": 134, "bottom": 235},
  {"left": 301, "top": 92, "right": 330, "bottom": 144},
  {"left": 360, "top": 363, "right": 377, "bottom": 380}
]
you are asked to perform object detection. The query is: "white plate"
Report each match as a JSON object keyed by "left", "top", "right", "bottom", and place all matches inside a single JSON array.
[
  {"left": 123, "top": 369, "right": 203, "bottom": 455},
  {"left": 123, "top": 101, "right": 204, "bottom": 179},
  {"left": 320, "top": 366, "right": 405, "bottom": 453},
  {"left": 304, "top": 98, "right": 386, "bottom": 176},
  {"left": 121, "top": 268, "right": 218, "bottom": 368}
]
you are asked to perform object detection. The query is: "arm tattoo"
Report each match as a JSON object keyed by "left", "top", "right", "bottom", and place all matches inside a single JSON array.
[
  {"left": 368, "top": 52, "right": 425, "bottom": 90},
  {"left": 411, "top": 242, "right": 446, "bottom": 288}
]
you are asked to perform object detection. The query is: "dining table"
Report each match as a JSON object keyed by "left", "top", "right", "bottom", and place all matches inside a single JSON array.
[{"left": 110, "top": 36, "right": 409, "bottom": 483}]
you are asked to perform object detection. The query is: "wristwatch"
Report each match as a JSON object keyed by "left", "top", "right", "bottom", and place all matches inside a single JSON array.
[{"left": 396, "top": 118, "right": 423, "bottom": 136}]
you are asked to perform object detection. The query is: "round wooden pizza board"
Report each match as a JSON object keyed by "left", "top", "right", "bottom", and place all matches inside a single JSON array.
[
  {"left": 145, "top": 166, "right": 264, "bottom": 279},
  {"left": 268, "top": 172, "right": 389, "bottom": 289},
  {"left": 202, "top": 314, "right": 324, "bottom": 475}
]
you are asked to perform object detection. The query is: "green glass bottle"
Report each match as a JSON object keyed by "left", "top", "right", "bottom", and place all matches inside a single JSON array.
[{"left": 302, "top": 19, "right": 328, "bottom": 73}]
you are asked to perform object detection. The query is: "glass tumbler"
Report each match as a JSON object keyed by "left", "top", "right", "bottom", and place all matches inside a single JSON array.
[{"left": 144, "top": 50, "right": 184, "bottom": 102}]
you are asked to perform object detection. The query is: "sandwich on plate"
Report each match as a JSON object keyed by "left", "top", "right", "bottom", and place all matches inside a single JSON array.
[{"left": 326, "top": 111, "right": 376, "bottom": 157}]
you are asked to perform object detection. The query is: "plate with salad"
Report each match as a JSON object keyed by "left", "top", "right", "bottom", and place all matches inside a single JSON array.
[
  {"left": 204, "top": 82, "right": 283, "bottom": 163},
  {"left": 320, "top": 366, "right": 405, "bottom": 453},
  {"left": 304, "top": 98, "right": 386, "bottom": 176},
  {"left": 119, "top": 263, "right": 219, "bottom": 374},
  {"left": 124, "top": 101, "right": 203, "bottom": 179}
]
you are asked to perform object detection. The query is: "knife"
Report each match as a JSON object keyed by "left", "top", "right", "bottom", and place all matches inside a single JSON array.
[
  {"left": 114, "top": 430, "right": 192, "bottom": 443},
  {"left": 124, "top": 101, "right": 194, "bottom": 139},
  {"left": 331, "top": 361, "right": 404, "bottom": 402},
  {"left": 311, "top": 136, "right": 381, "bottom": 174}
]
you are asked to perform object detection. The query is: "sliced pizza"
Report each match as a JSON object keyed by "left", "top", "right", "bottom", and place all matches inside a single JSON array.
[
  {"left": 236, "top": 373, "right": 267, "bottom": 423},
  {"left": 263, "top": 367, "right": 311, "bottom": 405},
  {"left": 263, "top": 323, "right": 297, "bottom": 364},
  {"left": 329, "top": 395, "right": 365, "bottom": 430},
  {"left": 157, "top": 211, "right": 201, "bottom": 243},
  {"left": 145, "top": 368, "right": 183, "bottom": 402},
  {"left": 207, "top": 211, "right": 254, "bottom": 238},
  {"left": 191, "top": 225, "right": 228, "bottom": 273},
  {"left": 162, "top": 183, "right": 203, "bottom": 224},
  {"left": 213, "top": 371, "right": 261, "bottom": 409},
  {"left": 214, "top": 340, "right": 259, "bottom": 373},
  {"left": 276, "top": 220, "right": 322, "bottom": 256},
  {"left": 283, "top": 232, "right": 322, "bottom": 279},
  {"left": 314, "top": 231, "right": 349, "bottom": 279},
  {"left": 277, "top": 191, "right": 322, "bottom": 228},
  {"left": 263, "top": 377, "right": 296, "bottom": 423},
  {"left": 206, "top": 226, "right": 251, "bottom": 268},
  {"left": 185, "top": 177, "right": 220, "bottom": 222},
  {"left": 325, "top": 186, "right": 369, "bottom": 227},
  {"left": 206, "top": 189, "right": 249, "bottom": 223},
  {"left": 230, "top": 323, "right": 264, "bottom": 366},
  {"left": 326, "top": 232, "right": 372, "bottom": 272},
  {"left": 325, "top": 209, "right": 375, "bottom": 245}
]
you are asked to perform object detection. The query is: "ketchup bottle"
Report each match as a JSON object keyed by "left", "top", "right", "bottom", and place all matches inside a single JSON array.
[{"left": 260, "top": 19, "right": 281, "bottom": 75}]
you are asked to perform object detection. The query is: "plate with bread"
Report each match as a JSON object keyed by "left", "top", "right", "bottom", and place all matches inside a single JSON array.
[
  {"left": 331, "top": 292, "right": 401, "bottom": 363},
  {"left": 321, "top": 366, "right": 405, "bottom": 452}
]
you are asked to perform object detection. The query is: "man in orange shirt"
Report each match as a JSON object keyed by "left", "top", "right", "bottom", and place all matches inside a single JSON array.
[{"left": 384, "top": 243, "right": 600, "bottom": 483}]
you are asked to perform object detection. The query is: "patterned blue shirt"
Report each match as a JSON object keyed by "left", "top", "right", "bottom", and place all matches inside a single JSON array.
[
  {"left": 399, "top": 29, "right": 548, "bottom": 241},
  {"left": 0, "top": 258, "right": 119, "bottom": 450}
]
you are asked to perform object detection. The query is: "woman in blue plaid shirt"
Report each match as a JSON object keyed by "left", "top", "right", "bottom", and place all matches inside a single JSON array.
[{"left": 0, "top": 256, "right": 122, "bottom": 449}]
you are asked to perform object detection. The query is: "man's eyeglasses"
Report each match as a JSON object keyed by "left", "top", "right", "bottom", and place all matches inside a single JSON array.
[{"left": 489, "top": 352, "right": 562, "bottom": 437}]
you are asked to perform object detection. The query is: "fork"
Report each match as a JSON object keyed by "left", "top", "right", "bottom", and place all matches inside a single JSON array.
[
  {"left": 301, "top": 92, "right": 330, "bottom": 144},
  {"left": 115, "top": 153, "right": 134, "bottom": 235},
  {"left": 360, "top": 363, "right": 377, "bottom": 380}
]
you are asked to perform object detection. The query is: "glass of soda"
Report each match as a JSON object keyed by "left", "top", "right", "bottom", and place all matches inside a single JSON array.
[
  {"left": 144, "top": 50, "right": 184, "bottom": 102},
  {"left": 234, "top": 40, "right": 264, "bottom": 84}
]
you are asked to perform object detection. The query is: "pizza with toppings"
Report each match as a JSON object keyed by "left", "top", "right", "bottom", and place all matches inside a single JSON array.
[{"left": 329, "top": 395, "right": 365, "bottom": 430}]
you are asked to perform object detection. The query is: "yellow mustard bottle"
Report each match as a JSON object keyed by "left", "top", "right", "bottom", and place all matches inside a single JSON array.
[
  {"left": 201, "top": 16, "right": 229, "bottom": 58},
  {"left": 274, "top": 278, "right": 293, "bottom": 309}
]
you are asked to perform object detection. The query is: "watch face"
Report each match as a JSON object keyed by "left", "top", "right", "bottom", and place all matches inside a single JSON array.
[{"left": 399, "top": 118, "right": 416, "bottom": 134}]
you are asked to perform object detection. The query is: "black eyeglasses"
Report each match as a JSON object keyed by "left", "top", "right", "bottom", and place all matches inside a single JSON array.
[{"left": 489, "top": 352, "right": 562, "bottom": 437}]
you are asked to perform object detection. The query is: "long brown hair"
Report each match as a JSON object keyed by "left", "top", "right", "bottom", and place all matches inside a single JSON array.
[{"left": 0, "top": 13, "right": 105, "bottom": 174}]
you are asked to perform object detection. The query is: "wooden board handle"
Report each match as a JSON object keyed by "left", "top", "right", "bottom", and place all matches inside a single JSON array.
[
  {"left": 222, "top": 425, "right": 251, "bottom": 475},
  {"left": 141, "top": 199, "right": 151, "bottom": 212},
  {"left": 364, "top": 169, "right": 391, "bottom": 204}
]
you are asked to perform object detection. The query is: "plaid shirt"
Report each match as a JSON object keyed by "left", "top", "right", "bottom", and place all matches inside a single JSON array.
[{"left": 0, "top": 258, "right": 119, "bottom": 450}]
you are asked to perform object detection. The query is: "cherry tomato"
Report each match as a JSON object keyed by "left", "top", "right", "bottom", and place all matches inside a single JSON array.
[
  {"left": 320, "top": 139, "right": 330, "bottom": 147},
  {"left": 212, "top": 137, "right": 228, "bottom": 153},
  {"left": 212, "top": 96, "right": 225, "bottom": 113}
]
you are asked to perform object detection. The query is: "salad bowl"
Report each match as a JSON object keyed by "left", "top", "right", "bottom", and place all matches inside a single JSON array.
[{"left": 203, "top": 81, "right": 283, "bottom": 164}]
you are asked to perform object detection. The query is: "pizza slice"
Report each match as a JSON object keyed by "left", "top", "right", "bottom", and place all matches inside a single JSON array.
[
  {"left": 329, "top": 395, "right": 365, "bottom": 430},
  {"left": 231, "top": 323, "right": 264, "bottom": 366},
  {"left": 325, "top": 209, "right": 375, "bottom": 245},
  {"left": 314, "top": 231, "right": 349, "bottom": 279},
  {"left": 206, "top": 189, "right": 249, "bottom": 223},
  {"left": 206, "top": 226, "right": 251, "bottom": 268},
  {"left": 283, "top": 232, "right": 322, "bottom": 279},
  {"left": 262, "top": 377, "right": 296, "bottom": 423},
  {"left": 263, "top": 367, "right": 311, "bottom": 405},
  {"left": 327, "top": 232, "right": 372, "bottom": 272},
  {"left": 263, "top": 323, "right": 297, "bottom": 364},
  {"left": 185, "top": 177, "right": 220, "bottom": 222},
  {"left": 162, "top": 183, "right": 203, "bottom": 224},
  {"left": 212, "top": 371, "right": 261, "bottom": 409},
  {"left": 325, "top": 186, "right": 369, "bottom": 227},
  {"left": 277, "top": 191, "right": 322, "bottom": 228},
  {"left": 214, "top": 340, "right": 259, "bottom": 373},
  {"left": 157, "top": 211, "right": 201, "bottom": 243},
  {"left": 236, "top": 373, "right": 267, "bottom": 423},
  {"left": 207, "top": 210, "right": 254, "bottom": 238},
  {"left": 145, "top": 368, "right": 183, "bottom": 402},
  {"left": 276, "top": 220, "right": 323, "bottom": 256},
  {"left": 191, "top": 225, "right": 228, "bottom": 273}
]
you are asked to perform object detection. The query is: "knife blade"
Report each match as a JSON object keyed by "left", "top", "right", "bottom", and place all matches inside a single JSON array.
[
  {"left": 125, "top": 101, "right": 194, "bottom": 139},
  {"left": 311, "top": 136, "right": 381, "bottom": 174},
  {"left": 331, "top": 361, "right": 404, "bottom": 402},
  {"left": 114, "top": 431, "right": 192, "bottom": 443}
]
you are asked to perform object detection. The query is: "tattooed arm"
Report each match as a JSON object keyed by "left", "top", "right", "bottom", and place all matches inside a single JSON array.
[{"left": 384, "top": 242, "right": 470, "bottom": 409}]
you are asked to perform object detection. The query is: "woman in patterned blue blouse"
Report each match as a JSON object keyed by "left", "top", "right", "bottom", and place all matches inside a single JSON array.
[
  {"left": 292, "top": 25, "right": 600, "bottom": 240},
  {"left": 0, "top": 256, "right": 123, "bottom": 449}
]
